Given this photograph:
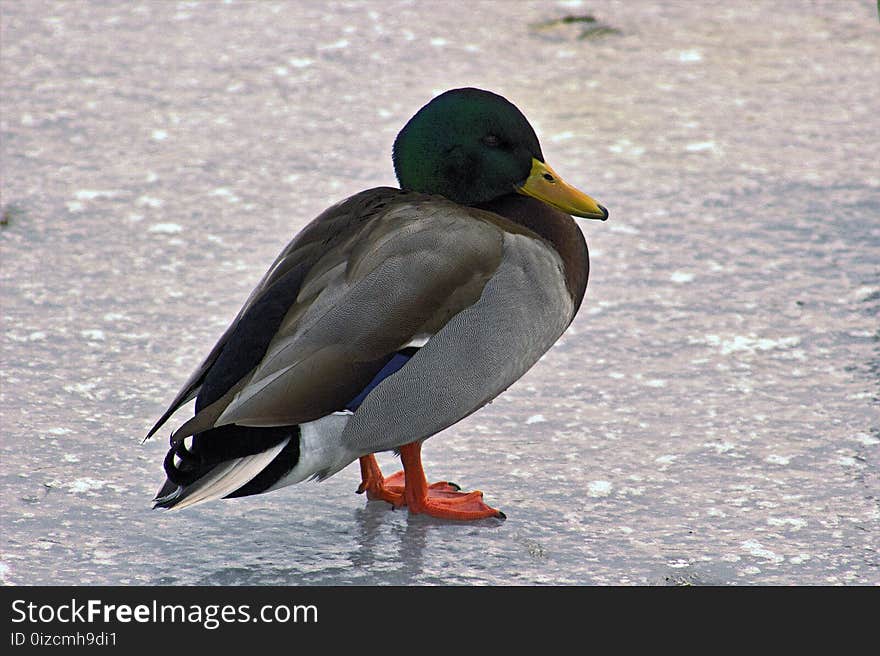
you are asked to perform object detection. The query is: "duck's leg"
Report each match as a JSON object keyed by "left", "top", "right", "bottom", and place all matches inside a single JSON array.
[
  {"left": 399, "top": 441, "right": 505, "bottom": 520},
  {"left": 357, "top": 454, "right": 404, "bottom": 506},
  {"left": 356, "top": 453, "right": 461, "bottom": 507}
]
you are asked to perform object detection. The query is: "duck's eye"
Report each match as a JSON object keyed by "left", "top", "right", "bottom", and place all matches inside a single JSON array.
[{"left": 481, "top": 134, "right": 502, "bottom": 147}]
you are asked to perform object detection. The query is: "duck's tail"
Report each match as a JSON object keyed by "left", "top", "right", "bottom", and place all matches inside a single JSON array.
[{"left": 153, "top": 413, "right": 352, "bottom": 510}]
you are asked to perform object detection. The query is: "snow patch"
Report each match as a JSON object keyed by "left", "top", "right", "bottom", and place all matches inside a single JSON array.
[
  {"left": 670, "top": 271, "right": 695, "bottom": 283},
  {"left": 67, "top": 478, "right": 108, "bottom": 493},
  {"left": 741, "top": 539, "right": 784, "bottom": 563},
  {"left": 137, "top": 195, "right": 165, "bottom": 208},
  {"left": 74, "top": 189, "right": 124, "bottom": 201},
  {"left": 701, "top": 334, "right": 801, "bottom": 356},
  {"left": 148, "top": 223, "right": 183, "bottom": 234},
  {"left": 767, "top": 517, "right": 807, "bottom": 530},
  {"left": 685, "top": 141, "right": 717, "bottom": 153},
  {"left": 677, "top": 49, "right": 703, "bottom": 62},
  {"left": 587, "top": 480, "right": 612, "bottom": 497}
]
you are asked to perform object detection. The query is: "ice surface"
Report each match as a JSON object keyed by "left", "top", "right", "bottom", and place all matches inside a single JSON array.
[{"left": 1, "top": 1, "right": 877, "bottom": 585}]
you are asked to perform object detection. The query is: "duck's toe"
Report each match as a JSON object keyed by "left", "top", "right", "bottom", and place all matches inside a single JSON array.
[{"left": 408, "top": 488, "right": 505, "bottom": 521}]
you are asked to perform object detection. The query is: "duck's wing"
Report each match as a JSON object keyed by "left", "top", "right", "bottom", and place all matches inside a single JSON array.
[
  {"left": 146, "top": 188, "right": 505, "bottom": 442},
  {"left": 335, "top": 222, "right": 575, "bottom": 465},
  {"left": 145, "top": 187, "right": 398, "bottom": 439}
]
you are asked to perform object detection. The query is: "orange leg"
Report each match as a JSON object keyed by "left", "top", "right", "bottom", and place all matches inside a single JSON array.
[
  {"left": 357, "top": 454, "right": 404, "bottom": 506},
  {"left": 356, "top": 453, "right": 460, "bottom": 505},
  {"left": 357, "top": 444, "right": 505, "bottom": 520}
]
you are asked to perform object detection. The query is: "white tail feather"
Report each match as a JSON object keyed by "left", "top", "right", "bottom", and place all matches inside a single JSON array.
[{"left": 169, "top": 438, "right": 290, "bottom": 510}]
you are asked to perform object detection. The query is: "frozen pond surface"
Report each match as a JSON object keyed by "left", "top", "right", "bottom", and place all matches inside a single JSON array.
[{"left": 1, "top": 1, "right": 877, "bottom": 585}]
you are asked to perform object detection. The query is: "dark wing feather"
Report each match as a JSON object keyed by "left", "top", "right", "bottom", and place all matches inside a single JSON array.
[{"left": 145, "top": 187, "right": 403, "bottom": 439}]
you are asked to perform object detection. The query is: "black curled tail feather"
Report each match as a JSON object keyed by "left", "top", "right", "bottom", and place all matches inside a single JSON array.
[{"left": 153, "top": 424, "right": 301, "bottom": 508}]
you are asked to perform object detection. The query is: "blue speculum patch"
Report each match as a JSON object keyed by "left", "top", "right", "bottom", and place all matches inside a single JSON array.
[{"left": 345, "top": 349, "right": 417, "bottom": 411}]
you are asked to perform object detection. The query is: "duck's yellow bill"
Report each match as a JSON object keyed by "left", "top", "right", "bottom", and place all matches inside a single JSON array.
[{"left": 516, "top": 158, "right": 608, "bottom": 220}]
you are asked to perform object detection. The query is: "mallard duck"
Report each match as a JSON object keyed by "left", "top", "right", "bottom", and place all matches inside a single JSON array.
[{"left": 147, "top": 87, "right": 607, "bottom": 520}]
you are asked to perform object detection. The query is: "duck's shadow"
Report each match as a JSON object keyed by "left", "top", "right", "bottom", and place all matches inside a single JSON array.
[{"left": 189, "top": 499, "right": 505, "bottom": 585}]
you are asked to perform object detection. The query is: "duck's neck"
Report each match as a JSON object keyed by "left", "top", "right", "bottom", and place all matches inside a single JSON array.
[{"left": 477, "top": 193, "right": 590, "bottom": 317}]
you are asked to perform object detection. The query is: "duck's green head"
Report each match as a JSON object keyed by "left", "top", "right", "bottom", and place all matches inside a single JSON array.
[{"left": 393, "top": 87, "right": 607, "bottom": 220}]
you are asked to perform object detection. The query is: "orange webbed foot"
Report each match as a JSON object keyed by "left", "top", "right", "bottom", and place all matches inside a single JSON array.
[
  {"left": 357, "top": 447, "right": 505, "bottom": 521},
  {"left": 407, "top": 487, "right": 505, "bottom": 521}
]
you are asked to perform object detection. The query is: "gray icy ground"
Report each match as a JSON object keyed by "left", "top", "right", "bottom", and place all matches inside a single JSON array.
[{"left": 1, "top": 1, "right": 877, "bottom": 585}]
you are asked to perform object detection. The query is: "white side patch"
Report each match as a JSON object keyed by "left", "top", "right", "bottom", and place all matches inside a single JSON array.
[
  {"left": 268, "top": 412, "right": 353, "bottom": 490},
  {"left": 169, "top": 438, "right": 290, "bottom": 510}
]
